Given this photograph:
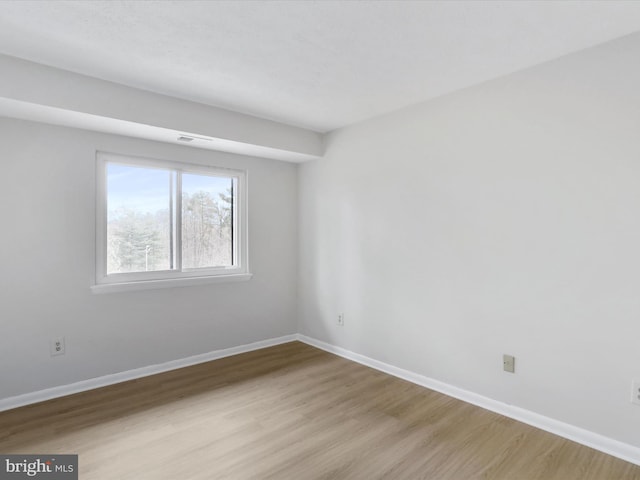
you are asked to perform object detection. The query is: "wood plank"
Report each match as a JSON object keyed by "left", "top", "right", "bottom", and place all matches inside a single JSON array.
[{"left": 0, "top": 342, "right": 638, "bottom": 479}]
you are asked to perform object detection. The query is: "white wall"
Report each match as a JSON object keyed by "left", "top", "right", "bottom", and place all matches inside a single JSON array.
[
  {"left": 0, "top": 118, "right": 298, "bottom": 399},
  {"left": 299, "top": 33, "right": 640, "bottom": 447}
]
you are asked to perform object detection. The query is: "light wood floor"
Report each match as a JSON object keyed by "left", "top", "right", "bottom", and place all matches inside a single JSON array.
[{"left": 1, "top": 341, "right": 639, "bottom": 479}]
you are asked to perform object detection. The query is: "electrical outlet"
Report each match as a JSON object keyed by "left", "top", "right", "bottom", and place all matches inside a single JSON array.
[
  {"left": 503, "top": 354, "right": 515, "bottom": 373},
  {"left": 632, "top": 380, "right": 640, "bottom": 405},
  {"left": 337, "top": 314, "right": 344, "bottom": 326},
  {"left": 51, "top": 336, "right": 65, "bottom": 356}
]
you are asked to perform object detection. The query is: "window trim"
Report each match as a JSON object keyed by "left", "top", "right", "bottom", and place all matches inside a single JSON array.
[{"left": 93, "top": 151, "right": 251, "bottom": 292}]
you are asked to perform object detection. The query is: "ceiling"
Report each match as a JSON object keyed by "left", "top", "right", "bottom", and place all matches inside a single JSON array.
[{"left": 1, "top": 1, "right": 640, "bottom": 133}]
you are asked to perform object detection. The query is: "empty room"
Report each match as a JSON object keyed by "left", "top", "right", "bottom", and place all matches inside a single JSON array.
[{"left": 1, "top": 1, "right": 640, "bottom": 478}]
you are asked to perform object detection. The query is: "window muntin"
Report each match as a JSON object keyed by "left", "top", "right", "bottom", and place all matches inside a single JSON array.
[{"left": 96, "top": 152, "right": 248, "bottom": 286}]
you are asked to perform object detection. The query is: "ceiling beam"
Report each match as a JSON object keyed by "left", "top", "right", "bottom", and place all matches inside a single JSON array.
[{"left": 0, "top": 54, "right": 324, "bottom": 163}]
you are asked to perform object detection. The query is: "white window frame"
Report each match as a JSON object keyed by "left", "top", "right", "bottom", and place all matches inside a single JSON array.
[{"left": 92, "top": 151, "right": 251, "bottom": 293}]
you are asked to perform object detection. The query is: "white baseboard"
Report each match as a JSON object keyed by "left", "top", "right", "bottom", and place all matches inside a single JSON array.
[
  {"left": 0, "top": 334, "right": 298, "bottom": 413},
  {"left": 3, "top": 332, "right": 639, "bottom": 467},
  {"left": 296, "top": 334, "right": 640, "bottom": 467}
]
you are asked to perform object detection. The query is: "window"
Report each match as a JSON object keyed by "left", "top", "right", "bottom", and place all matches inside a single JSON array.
[{"left": 94, "top": 152, "right": 250, "bottom": 292}]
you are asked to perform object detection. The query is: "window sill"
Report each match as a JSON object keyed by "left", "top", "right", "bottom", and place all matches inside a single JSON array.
[{"left": 91, "top": 273, "right": 253, "bottom": 294}]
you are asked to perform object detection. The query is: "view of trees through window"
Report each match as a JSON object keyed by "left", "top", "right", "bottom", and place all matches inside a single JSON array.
[{"left": 106, "top": 163, "right": 234, "bottom": 275}]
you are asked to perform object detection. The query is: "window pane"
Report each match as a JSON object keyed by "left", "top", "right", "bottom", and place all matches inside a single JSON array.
[
  {"left": 182, "top": 174, "right": 234, "bottom": 269},
  {"left": 106, "top": 164, "right": 173, "bottom": 274}
]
